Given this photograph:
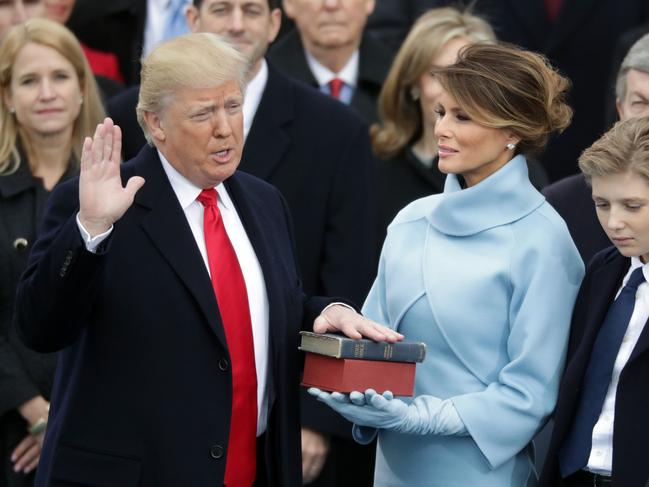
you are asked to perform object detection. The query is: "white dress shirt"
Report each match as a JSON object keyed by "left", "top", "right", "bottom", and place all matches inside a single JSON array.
[
  {"left": 143, "top": 0, "right": 191, "bottom": 58},
  {"left": 77, "top": 151, "right": 271, "bottom": 435},
  {"left": 586, "top": 256, "right": 649, "bottom": 474},
  {"left": 242, "top": 59, "right": 269, "bottom": 140},
  {"left": 305, "top": 49, "right": 359, "bottom": 105}
]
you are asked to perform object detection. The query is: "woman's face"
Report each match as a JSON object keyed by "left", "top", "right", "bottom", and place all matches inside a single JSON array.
[
  {"left": 434, "top": 88, "right": 516, "bottom": 187},
  {"left": 417, "top": 36, "right": 471, "bottom": 132},
  {"left": 43, "top": 0, "right": 75, "bottom": 24},
  {"left": 5, "top": 42, "right": 82, "bottom": 140},
  {"left": 592, "top": 170, "right": 649, "bottom": 263},
  {"left": 0, "top": 0, "right": 44, "bottom": 40}
]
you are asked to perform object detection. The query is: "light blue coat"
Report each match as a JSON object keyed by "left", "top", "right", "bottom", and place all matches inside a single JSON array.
[{"left": 361, "top": 156, "right": 584, "bottom": 486}]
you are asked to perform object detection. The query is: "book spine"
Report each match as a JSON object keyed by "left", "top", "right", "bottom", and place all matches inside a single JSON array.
[{"left": 338, "top": 340, "right": 425, "bottom": 362}]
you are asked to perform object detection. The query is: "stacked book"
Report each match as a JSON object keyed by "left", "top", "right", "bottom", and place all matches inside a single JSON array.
[{"left": 299, "top": 331, "right": 426, "bottom": 396}]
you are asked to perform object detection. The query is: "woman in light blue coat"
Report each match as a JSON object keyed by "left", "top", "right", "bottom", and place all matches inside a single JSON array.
[{"left": 310, "top": 43, "right": 585, "bottom": 486}]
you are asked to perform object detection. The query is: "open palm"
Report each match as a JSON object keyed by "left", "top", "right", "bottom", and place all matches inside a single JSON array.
[{"left": 78, "top": 118, "right": 145, "bottom": 236}]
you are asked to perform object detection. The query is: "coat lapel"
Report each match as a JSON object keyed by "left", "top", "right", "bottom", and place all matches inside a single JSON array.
[
  {"left": 568, "top": 256, "right": 628, "bottom": 375},
  {"left": 129, "top": 147, "right": 228, "bottom": 350},
  {"left": 239, "top": 66, "right": 292, "bottom": 181},
  {"left": 270, "top": 32, "right": 318, "bottom": 87},
  {"left": 352, "top": 34, "right": 390, "bottom": 122}
]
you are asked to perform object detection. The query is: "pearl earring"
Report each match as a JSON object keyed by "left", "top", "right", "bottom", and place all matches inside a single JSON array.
[
  {"left": 410, "top": 87, "right": 420, "bottom": 101},
  {"left": 506, "top": 143, "right": 516, "bottom": 150},
  {"left": 79, "top": 98, "right": 83, "bottom": 105},
  {"left": 9, "top": 107, "right": 15, "bottom": 114}
]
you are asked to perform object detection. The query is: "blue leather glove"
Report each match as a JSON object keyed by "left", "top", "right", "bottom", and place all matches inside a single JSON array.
[{"left": 308, "top": 388, "right": 466, "bottom": 436}]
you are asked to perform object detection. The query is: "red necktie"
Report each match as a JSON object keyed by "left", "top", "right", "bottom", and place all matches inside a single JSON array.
[
  {"left": 329, "top": 77, "right": 344, "bottom": 99},
  {"left": 197, "top": 189, "right": 257, "bottom": 487},
  {"left": 545, "top": 0, "right": 563, "bottom": 22}
]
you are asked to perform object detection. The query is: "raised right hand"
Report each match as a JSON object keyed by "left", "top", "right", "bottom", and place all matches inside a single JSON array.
[{"left": 78, "top": 118, "right": 145, "bottom": 237}]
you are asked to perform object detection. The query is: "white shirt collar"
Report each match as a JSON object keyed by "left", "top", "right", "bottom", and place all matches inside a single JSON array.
[
  {"left": 243, "top": 59, "right": 269, "bottom": 139},
  {"left": 149, "top": 0, "right": 168, "bottom": 10},
  {"left": 627, "top": 256, "right": 648, "bottom": 283},
  {"left": 305, "top": 49, "right": 359, "bottom": 88},
  {"left": 158, "top": 149, "right": 233, "bottom": 210}
]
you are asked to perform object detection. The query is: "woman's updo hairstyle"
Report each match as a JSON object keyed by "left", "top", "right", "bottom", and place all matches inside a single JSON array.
[{"left": 433, "top": 42, "right": 572, "bottom": 155}]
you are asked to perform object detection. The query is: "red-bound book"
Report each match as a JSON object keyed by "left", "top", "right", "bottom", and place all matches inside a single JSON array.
[{"left": 301, "top": 352, "right": 416, "bottom": 396}]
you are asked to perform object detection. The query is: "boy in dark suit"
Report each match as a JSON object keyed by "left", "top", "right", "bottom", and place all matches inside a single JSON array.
[{"left": 541, "top": 116, "right": 649, "bottom": 487}]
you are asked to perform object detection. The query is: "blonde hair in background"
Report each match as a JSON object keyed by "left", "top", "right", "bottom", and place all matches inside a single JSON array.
[
  {"left": 137, "top": 33, "right": 251, "bottom": 144},
  {"left": 0, "top": 18, "right": 105, "bottom": 175},
  {"left": 579, "top": 116, "right": 649, "bottom": 184},
  {"left": 433, "top": 42, "right": 572, "bottom": 156},
  {"left": 371, "top": 6, "right": 495, "bottom": 158}
]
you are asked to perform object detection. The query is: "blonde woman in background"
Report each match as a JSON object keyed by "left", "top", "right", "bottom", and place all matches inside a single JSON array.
[
  {"left": 0, "top": 18, "right": 104, "bottom": 486},
  {"left": 371, "top": 7, "right": 494, "bottom": 246}
]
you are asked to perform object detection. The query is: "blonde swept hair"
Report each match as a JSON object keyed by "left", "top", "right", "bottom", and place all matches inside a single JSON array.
[
  {"left": 433, "top": 42, "right": 572, "bottom": 156},
  {"left": 137, "top": 32, "right": 251, "bottom": 144},
  {"left": 371, "top": 7, "right": 495, "bottom": 158},
  {"left": 579, "top": 116, "right": 649, "bottom": 184},
  {"left": 0, "top": 18, "right": 105, "bottom": 175}
]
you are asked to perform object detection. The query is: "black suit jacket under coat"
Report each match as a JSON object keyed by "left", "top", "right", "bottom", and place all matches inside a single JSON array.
[
  {"left": 240, "top": 64, "right": 375, "bottom": 305},
  {"left": 267, "top": 31, "right": 392, "bottom": 124},
  {"left": 540, "top": 247, "right": 649, "bottom": 487},
  {"left": 14, "top": 146, "right": 332, "bottom": 487}
]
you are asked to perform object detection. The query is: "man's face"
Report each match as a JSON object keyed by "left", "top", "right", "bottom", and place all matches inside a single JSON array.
[
  {"left": 617, "top": 68, "right": 649, "bottom": 121},
  {"left": 186, "top": 0, "right": 280, "bottom": 67},
  {"left": 283, "top": 0, "right": 374, "bottom": 52},
  {"left": 144, "top": 80, "right": 244, "bottom": 189},
  {"left": 0, "top": 0, "right": 44, "bottom": 40}
]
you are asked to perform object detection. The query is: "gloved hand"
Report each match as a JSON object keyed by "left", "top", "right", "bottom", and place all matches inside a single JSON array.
[
  {"left": 308, "top": 388, "right": 409, "bottom": 429},
  {"left": 308, "top": 388, "right": 465, "bottom": 436}
]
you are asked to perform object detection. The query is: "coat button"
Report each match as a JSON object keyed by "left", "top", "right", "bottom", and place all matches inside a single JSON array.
[
  {"left": 218, "top": 358, "right": 229, "bottom": 371},
  {"left": 13, "top": 237, "right": 28, "bottom": 251},
  {"left": 210, "top": 445, "right": 224, "bottom": 459}
]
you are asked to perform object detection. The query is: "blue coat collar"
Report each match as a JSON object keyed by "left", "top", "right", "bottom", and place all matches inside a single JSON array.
[{"left": 428, "top": 155, "right": 544, "bottom": 236}]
